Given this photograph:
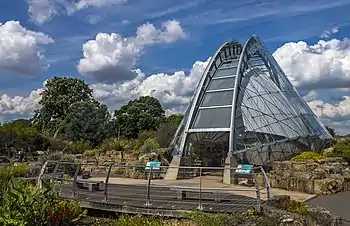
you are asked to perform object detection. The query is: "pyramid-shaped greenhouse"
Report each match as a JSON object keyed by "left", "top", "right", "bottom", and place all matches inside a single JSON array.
[{"left": 169, "top": 36, "right": 332, "bottom": 167}]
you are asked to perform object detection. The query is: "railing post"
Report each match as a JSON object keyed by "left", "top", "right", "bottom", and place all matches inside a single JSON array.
[
  {"left": 145, "top": 166, "right": 152, "bottom": 206},
  {"left": 252, "top": 168, "right": 261, "bottom": 212},
  {"left": 260, "top": 166, "right": 271, "bottom": 200},
  {"left": 104, "top": 164, "right": 113, "bottom": 202},
  {"left": 198, "top": 167, "right": 203, "bottom": 210},
  {"left": 37, "top": 161, "right": 49, "bottom": 188},
  {"left": 52, "top": 162, "right": 60, "bottom": 184},
  {"left": 72, "top": 163, "right": 81, "bottom": 197}
]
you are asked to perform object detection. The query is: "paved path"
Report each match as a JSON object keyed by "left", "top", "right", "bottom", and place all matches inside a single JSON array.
[{"left": 306, "top": 191, "right": 350, "bottom": 223}]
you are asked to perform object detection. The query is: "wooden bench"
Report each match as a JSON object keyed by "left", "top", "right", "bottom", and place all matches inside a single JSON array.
[
  {"left": 170, "top": 187, "right": 227, "bottom": 202},
  {"left": 76, "top": 180, "right": 104, "bottom": 192}
]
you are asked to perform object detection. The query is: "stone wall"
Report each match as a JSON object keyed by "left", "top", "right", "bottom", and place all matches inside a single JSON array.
[{"left": 265, "top": 157, "right": 350, "bottom": 195}]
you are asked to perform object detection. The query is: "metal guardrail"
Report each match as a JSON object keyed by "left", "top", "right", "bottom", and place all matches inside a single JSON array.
[{"left": 37, "top": 161, "right": 272, "bottom": 215}]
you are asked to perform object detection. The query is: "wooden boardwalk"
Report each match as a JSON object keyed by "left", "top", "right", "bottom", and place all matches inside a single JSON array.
[{"left": 58, "top": 183, "right": 260, "bottom": 216}]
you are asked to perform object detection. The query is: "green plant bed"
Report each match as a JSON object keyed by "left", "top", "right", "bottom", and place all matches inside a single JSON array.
[
  {"left": 83, "top": 211, "right": 281, "bottom": 226},
  {"left": 292, "top": 151, "right": 325, "bottom": 161}
]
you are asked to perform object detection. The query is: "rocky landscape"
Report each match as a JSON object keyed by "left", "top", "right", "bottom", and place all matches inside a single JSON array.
[{"left": 263, "top": 157, "right": 350, "bottom": 195}]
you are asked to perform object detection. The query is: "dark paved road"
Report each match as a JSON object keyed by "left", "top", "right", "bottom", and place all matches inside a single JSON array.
[{"left": 306, "top": 191, "right": 350, "bottom": 223}]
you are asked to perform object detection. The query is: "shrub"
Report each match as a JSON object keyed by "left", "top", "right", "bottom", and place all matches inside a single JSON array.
[
  {"left": 0, "top": 179, "right": 86, "bottom": 225},
  {"left": 331, "top": 139, "right": 350, "bottom": 164},
  {"left": 39, "top": 151, "right": 76, "bottom": 165},
  {"left": 48, "top": 200, "right": 87, "bottom": 225},
  {"left": 292, "top": 151, "right": 325, "bottom": 161},
  {"left": 49, "top": 138, "right": 69, "bottom": 152},
  {"left": 68, "top": 141, "right": 91, "bottom": 154},
  {"left": 84, "top": 149, "right": 98, "bottom": 157},
  {"left": 140, "top": 138, "right": 159, "bottom": 153},
  {"left": 114, "top": 215, "right": 163, "bottom": 226},
  {"left": 186, "top": 211, "right": 251, "bottom": 226},
  {"left": 279, "top": 199, "right": 309, "bottom": 215},
  {"left": 256, "top": 216, "right": 281, "bottom": 226},
  {"left": 11, "top": 163, "right": 29, "bottom": 177}
]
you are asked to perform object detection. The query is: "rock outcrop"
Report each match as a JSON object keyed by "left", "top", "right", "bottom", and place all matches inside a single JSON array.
[{"left": 261, "top": 158, "right": 350, "bottom": 195}]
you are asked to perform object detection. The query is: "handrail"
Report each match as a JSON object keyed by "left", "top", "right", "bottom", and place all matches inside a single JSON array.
[{"left": 39, "top": 160, "right": 265, "bottom": 213}]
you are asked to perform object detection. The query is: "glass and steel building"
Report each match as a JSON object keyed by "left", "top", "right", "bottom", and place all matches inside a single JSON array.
[{"left": 169, "top": 36, "right": 332, "bottom": 167}]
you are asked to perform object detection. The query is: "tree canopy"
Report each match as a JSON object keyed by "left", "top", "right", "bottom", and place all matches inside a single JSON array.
[
  {"left": 0, "top": 119, "right": 49, "bottom": 156},
  {"left": 115, "top": 96, "right": 165, "bottom": 139},
  {"left": 64, "top": 101, "right": 111, "bottom": 146},
  {"left": 33, "top": 77, "right": 94, "bottom": 136}
]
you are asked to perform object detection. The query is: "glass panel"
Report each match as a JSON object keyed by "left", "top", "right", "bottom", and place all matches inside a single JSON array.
[
  {"left": 213, "top": 67, "right": 236, "bottom": 78},
  {"left": 208, "top": 77, "right": 235, "bottom": 90},
  {"left": 201, "top": 90, "right": 233, "bottom": 107},
  {"left": 193, "top": 107, "right": 231, "bottom": 128}
]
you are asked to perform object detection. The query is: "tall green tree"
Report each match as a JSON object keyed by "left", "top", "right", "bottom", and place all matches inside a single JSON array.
[
  {"left": 64, "top": 101, "right": 111, "bottom": 146},
  {"left": 115, "top": 96, "right": 165, "bottom": 139},
  {"left": 155, "top": 114, "right": 183, "bottom": 148},
  {"left": 32, "top": 77, "right": 94, "bottom": 137}
]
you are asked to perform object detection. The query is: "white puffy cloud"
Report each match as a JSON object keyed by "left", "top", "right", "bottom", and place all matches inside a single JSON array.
[
  {"left": 0, "top": 57, "right": 207, "bottom": 120},
  {"left": 28, "top": 0, "right": 126, "bottom": 24},
  {"left": 91, "top": 58, "right": 209, "bottom": 109},
  {"left": 320, "top": 26, "right": 339, "bottom": 39},
  {"left": 273, "top": 38, "right": 350, "bottom": 90},
  {"left": 77, "top": 20, "right": 187, "bottom": 83},
  {"left": 0, "top": 21, "right": 54, "bottom": 75},
  {"left": 308, "top": 96, "right": 350, "bottom": 119},
  {"left": 0, "top": 89, "right": 43, "bottom": 117}
]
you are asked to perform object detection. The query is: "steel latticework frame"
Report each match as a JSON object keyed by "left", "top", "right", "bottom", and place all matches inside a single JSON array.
[{"left": 170, "top": 35, "right": 332, "bottom": 166}]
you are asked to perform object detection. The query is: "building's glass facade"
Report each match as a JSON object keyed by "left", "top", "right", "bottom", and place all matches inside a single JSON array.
[{"left": 170, "top": 36, "right": 332, "bottom": 166}]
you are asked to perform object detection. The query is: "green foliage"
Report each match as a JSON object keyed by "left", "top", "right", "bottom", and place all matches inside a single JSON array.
[
  {"left": 113, "top": 215, "right": 164, "bottom": 226},
  {"left": 0, "top": 164, "right": 29, "bottom": 179},
  {"left": 331, "top": 138, "right": 350, "bottom": 164},
  {"left": 0, "top": 120, "right": 49, "bottom": 156},
  {"left": 114, "top": 96, "right": 165, "bottom": 139},
  {"left": 164, "top": 114, "right": 183, "bottom": 125},
  {"left": 279, "top": 198, "right": 309, "bottom": 215},
  {"left": 48, "top": 138, "right": 69, "bottom": 152},
  {"left": 0, "top": 179, "right": 86, "bottom": 226},
  {"left": 84, "top": 149, "right": 98, "bottom": 157},
  {"left": 100, "top": 138, "right": 133, "bottom": 152},
  {"left": 32, "top": 77, "right": 94, "bottom": 137},
  {"left": 140, "top": 138, "right": 160, "bottom": 153},
  {"left": 185, "top": 210, "right": 279, "bottom": 226},
  {"left": 38, "top": 151, "right": 76, "bottom": 166},
  {"left": 11, "top": 164, "right": 29, "bottom": 177},
  {"left": 47, "top": 200, "right": 87, "bottom": 225},
  {"left": 256, "top": 216, "right": 281, "bottom": 226},
  {"left": 64, "top": 101, "right": 111, "bottom": 146},
  {"left": 138, "top": 130, "right": 156, "bottom": 146},
  {"left": 68, "top": 140, "right": 91, "bottom": 154},
  {"left": 154, "top": 119, "right": 179, "bottom": 148},
  {"left": 292, "top": 151, "right": 325, "bottom": 161}
]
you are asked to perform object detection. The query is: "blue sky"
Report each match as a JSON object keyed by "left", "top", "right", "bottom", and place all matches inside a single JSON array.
[{"left": 1, "top": 0, "right": 350, "bottom": 134}]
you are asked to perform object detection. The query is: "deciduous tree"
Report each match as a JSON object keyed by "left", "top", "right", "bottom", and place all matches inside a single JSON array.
[
  {"left": 114, "top": 96, "right": 165, "bottom": 139},
  {"left": 33, "top": 77, "right": 94, "bottom": 137}
]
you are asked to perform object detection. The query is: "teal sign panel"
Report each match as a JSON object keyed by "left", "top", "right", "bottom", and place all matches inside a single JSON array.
[
  {"left": 235, "top": 164, "right": 253, "bottom": 175},
  {"left": 145, "top": 161, "right": 161, "bottom": 171}
]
